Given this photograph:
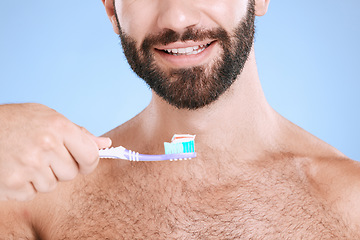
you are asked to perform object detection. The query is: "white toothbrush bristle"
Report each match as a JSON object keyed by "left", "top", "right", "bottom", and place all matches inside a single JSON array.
[{"left": 164, "top": 138, "right": 195, "bottom": 155}]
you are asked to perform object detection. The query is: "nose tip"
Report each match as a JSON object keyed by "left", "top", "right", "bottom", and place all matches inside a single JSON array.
[{"left": 157, "top": 1, "right": 201, "bottom": 33}]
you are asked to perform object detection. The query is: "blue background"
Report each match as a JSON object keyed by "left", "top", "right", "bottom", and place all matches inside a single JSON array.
[{"left": 0, "top": 1, "right": 359, "bottom": 160}]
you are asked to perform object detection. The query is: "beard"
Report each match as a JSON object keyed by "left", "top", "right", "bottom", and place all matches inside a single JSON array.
[{"left": 115, "top": 1, "right": 255, "bottom": 110}]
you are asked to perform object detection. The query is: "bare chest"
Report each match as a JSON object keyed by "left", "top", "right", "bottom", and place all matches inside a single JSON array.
[{"left": 41, "top": 163, "right": 356, "bottom": 239}]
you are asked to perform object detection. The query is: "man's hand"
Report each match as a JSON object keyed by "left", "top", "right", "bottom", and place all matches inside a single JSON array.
[{"left": 0, "top": 103, "right": 112, "bottom": 201}]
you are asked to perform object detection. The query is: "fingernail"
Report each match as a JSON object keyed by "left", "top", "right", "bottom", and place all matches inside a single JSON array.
[{"left": 99, "top": 137, "right": 112, "bottom": 147}]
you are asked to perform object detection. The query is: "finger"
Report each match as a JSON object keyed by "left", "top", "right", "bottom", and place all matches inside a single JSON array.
[
  {"left": 63, "top": 126, "right": 100, "bottom": 175},
  {"left": 80, "top": 127, "right": 112, "bottom": 149},
  {"left": 49, "top": 146, "right": 79, "bottom": 181},
  {"left": 8, "top": 182, "right": 37, "bottom": 201},
  {"left": 31, "top": 167, "right": 58, "bottom": 193},
  {"left": 93, "top": 136, "right": 112, "bottom": 149}
]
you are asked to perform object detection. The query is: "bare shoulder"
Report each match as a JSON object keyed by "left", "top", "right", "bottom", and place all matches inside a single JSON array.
[
  {"left": 0, "top": 177, "right": 81, "bottom": 239},
  {"left": 0, "top": 200, "right": 37, "bottom": 239},
  {"left": 305, "top": 155, "right": 360, "bottom": 230}
]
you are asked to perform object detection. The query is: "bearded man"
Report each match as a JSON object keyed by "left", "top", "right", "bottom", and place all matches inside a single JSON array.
[{"left": 0, "top": 0, "right": 360, "bottom": 239}]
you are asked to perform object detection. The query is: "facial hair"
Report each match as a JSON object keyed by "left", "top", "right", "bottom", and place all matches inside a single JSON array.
[{"left": 114, "top": 1, "right": 255, "bottom": 110}]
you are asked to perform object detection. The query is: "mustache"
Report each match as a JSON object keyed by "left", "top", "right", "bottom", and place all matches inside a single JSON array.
[{"left": 141, "top": 27, "right": 230, "bottom": 52}]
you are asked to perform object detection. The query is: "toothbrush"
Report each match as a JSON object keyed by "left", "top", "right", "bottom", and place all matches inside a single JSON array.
[{"left": 99, "top": 134, "right": 196, "bottom": 161}]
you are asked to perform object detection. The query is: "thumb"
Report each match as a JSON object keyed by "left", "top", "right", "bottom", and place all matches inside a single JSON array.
[
  {"left": 78, "top": 126, "right": 112, "bottom": 149},
  {"left": 93, "top": 136, "right": 112, "bottom": 149}
]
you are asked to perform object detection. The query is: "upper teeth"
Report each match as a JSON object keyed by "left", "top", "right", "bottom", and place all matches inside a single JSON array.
[{"left": 163, "top": 44, "right": 208, "bottom": 55}]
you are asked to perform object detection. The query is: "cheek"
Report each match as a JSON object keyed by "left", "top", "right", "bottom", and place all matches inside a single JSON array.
[
  {"left": 116, "top": 0, "right": 159, "bottom": 45},
  {"left": 199, "top": 0, "right": 248, "bottom": 29}
]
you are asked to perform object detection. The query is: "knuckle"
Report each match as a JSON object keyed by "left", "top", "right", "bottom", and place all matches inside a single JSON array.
[
  {"left": 78, "top": 126, "right": 86, "bottom": 133},
  {"left": 50, "top": 115, "right": 65, "bottom": 129},
  {"left": 5, "top": 173, "right": 24, "bottom": 189},
  {"left": 36, "top": 133, "right": 58, "bottom": 152},
  {"left": 78, "top": 125, "right": 92, "bottom": 136},
  {"left": 20, "top": 153, "right": 43, "bottom": 170},
  {"left": 50, "top": 114, "right": 72, "bottom": 133}
]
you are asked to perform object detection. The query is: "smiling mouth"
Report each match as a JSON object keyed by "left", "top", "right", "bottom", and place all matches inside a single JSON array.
[{"left": 157, "top": 42, "right": 214, "bottom": 56}]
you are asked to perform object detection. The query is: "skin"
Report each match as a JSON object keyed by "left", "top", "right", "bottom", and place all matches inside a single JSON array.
[
  {"left": 0, "top": 103, "right": 111, "bottom": 201},
  {"left": 1, "top": 0, "right": 360, "bottom": 238}
]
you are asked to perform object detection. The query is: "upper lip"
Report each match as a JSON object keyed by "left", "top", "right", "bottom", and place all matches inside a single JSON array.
[{"left": 155, "top": 40, "right": 214, "bottom": 51}]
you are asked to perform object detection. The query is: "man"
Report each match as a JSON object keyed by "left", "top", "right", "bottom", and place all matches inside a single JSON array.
[{"left": 1, "top": 0, "right": 360, "bottom": 238}]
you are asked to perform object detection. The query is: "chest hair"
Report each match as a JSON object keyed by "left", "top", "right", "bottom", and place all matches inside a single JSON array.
[{"left": 43, "top": 157, "right": 357, "bottom": 239}]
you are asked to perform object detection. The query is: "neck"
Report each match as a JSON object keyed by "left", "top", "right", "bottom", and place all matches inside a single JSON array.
[{"left": 137, "top": 48, "right": 280, "bottom": 159}]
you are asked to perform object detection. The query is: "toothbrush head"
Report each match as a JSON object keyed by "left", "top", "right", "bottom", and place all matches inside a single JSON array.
[{"left": 164, "top": 134, "right": 196, "bottom": 155}]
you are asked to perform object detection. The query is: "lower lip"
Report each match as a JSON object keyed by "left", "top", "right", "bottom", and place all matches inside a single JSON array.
[{"left": 154, "top": 41, "right": 217, "bottom": 68}]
